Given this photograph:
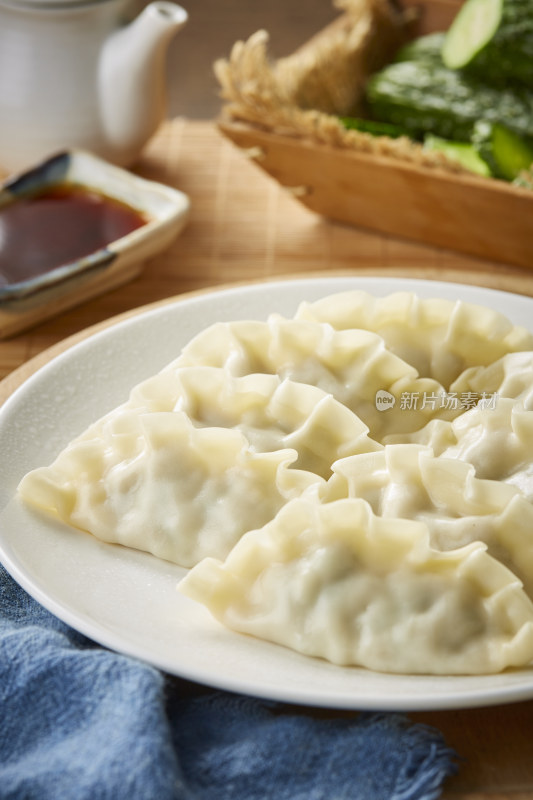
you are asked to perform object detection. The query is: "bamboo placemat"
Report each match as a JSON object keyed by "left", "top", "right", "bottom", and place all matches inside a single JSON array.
[
  {"left": 1, "top": 118, "right": 533, "bottom": 384},
  {"left": 3, "top": 119, "right": 533, "bottom": 799}
]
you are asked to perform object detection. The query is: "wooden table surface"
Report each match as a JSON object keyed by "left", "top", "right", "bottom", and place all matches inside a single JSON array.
[{"left": 2, "top": 119, "right": 533, "bottom": 799}]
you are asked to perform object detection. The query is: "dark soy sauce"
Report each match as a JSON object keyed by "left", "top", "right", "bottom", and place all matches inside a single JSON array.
[{"left": 0, "top": 184, "right": 148, "bottom": 288}]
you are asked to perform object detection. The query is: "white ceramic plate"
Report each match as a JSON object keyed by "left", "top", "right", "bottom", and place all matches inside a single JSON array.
[{"left": 2, "top": 275, "right": 533, "bottom": 712}]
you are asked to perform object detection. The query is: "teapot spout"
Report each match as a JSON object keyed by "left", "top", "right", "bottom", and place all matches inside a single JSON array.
[{"left": 99, "top": 2, "right": 187, "bottom": 166}]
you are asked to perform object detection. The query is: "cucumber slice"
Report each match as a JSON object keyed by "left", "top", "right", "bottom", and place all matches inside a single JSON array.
[
  {"left": 423, "top": 135, "right": 492, "bottom": 177},
  {"left": 339, "top": 117, "right": 408, "bottom": 138},
  {"left": 472, "top": 121, "right": 533, "bottom": 181},
  {"left": 442, "top": 0, "right": 503, "bottom": 70}
]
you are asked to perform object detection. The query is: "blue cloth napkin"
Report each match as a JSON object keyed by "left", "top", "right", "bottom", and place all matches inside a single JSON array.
[{"left": 0, "top": 563, "right": 458, "bottom": 800}]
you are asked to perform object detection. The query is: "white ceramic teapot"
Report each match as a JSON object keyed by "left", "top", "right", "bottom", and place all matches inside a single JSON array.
[{"left": 0, "top": 0, "right": 188, "bottom": 174}]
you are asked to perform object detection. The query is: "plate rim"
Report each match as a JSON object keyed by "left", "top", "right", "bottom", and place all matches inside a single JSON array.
[{"left": 3, "top": 270, "right": 533, "bottom": 407}]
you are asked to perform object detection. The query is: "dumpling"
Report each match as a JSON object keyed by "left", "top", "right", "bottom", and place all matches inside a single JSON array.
[
  {"left": 427, "top": 352, "right": 533, "bottom": 497},
  {"left": 127, "top": 366, "right": 381, "bottom": 478},
  {"left": 452, "top": 351, "right": 533, "bottom": 408},
  {"left": 18, "top": 410, "right": 323, "bottom": 567},
  {"left": 295, "top": 290, "right": 533, "bottom": 387},
  {"left": 385, "top": 399, "right": 533, "bottom": 500},
  {"left": 173, "top": 314, "right": 459, "bottom": 441},
  {"left": 438, "top": 401, "right": 533, "bottom": 496},
  {"left": 179, "top": 496, "right": 533, "bottom": 674},
  {"left": 322, "top": 444, "right": 533, "bottom": 598}
]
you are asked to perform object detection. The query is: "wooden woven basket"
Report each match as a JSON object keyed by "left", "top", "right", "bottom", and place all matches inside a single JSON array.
[{"left": 216, "top": 0, "right": 533, "bottom": 271}]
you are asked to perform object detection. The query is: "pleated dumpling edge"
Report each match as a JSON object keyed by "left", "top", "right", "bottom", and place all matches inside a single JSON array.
[
  {"left": 295, "top": 290, "right": 533, "bottom": 388},
  {"left": 18, "top": 410, "right": 325, "bottom": 568},
  {"left": 179, "top": 496, "right": 533, "bottom": 675},
  {"left": 172, "top": 314, "right": 462, "bottom": 441}
]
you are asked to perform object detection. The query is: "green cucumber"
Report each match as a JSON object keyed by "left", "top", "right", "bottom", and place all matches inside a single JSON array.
[
  {"left": 423, "top": 135, "right": 492, "bottom": 176},
  {"left": 339, "top": 117, "right": 408, "bottom": 138},
  {"left": 442, "top": 0, "right": 533, "bottom": 85},
  {"left": 365, "top": 60, "right": 533, "bottom": 143},
  {"left": 442, "top": 0, "right": 503, "bottom": 70},
  {"left": 394, "top": 33, "right": 446, "bottom": 63},
  {"left": 471, "top": 120, "right": 533, "bottom": 180}
]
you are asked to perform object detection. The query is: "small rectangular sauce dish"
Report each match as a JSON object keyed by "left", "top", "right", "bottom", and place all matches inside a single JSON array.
[{"left": 0, "top": 149, "right": 190, "bottom": 338}]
